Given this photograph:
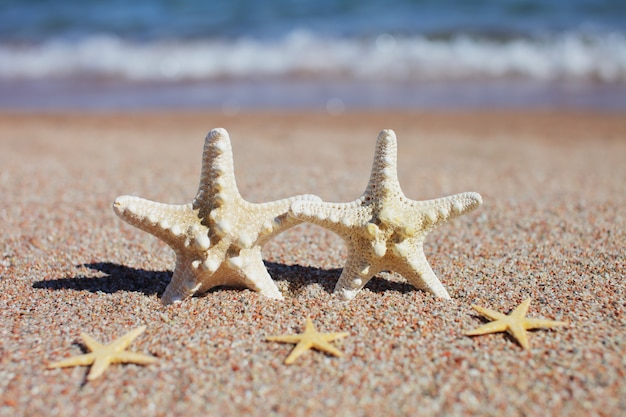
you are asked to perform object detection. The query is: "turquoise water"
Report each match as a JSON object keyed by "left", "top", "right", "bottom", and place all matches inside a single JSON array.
[
  {"left": 1, "top": 0, "right": 625, "bottom": 109},
  {"left": 2, "top": 0, "right": 624, "bottom": 41}
]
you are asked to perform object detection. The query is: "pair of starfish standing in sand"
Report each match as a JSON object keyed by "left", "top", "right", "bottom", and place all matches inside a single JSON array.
[
  {"left": 49, "top": 128, "right": 566, "bottom": 379},
  {"left": 112, "top": 128, "right": 482, "bottom": 305}
]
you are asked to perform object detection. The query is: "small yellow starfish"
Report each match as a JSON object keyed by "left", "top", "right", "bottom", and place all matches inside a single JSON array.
[
  {"left": 266, "top": 318, "right": 349, "bottom": 364},
  {"left": 465, "top": 298, "right": 567, "bottom": 350},
  {"left": 48, "top": 326, "right": 157, "bottom": 380}
]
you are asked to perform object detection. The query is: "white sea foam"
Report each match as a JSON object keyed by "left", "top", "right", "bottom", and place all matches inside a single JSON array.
[{"left": 1, "top": 30, "right": 625, "bottom": 83}]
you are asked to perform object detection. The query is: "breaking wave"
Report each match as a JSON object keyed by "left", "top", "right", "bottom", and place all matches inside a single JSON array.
[{"left": 1, "top": 30, "right": 625, "bottom": 83}]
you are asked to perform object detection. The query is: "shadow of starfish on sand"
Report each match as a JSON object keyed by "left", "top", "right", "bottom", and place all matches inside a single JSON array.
[
  {"left": 33, "top": 261, "right": 417, "bottom": 300},
  {"left": 265, "top": 261, "right": 415, "bottom": 297},
  {"left": 32, "top": 263, "right": 171, "bottom": 296}
]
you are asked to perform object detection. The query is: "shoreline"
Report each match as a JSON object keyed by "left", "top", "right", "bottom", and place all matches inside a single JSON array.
[{"left": 2, "top": 79, "right": 626, "bottom": 111}]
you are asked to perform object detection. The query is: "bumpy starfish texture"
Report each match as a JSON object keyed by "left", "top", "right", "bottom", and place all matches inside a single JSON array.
[
  {"left": 114, "top": 128, "right": 320, "bottom": 304},
  {"left": 48, "top": 326, "right": 157, "bottom": 381},
  {"left": 266, "top": 318, "right": 349, "bottom": 364},
  {"left": 289, "top": 129, "right": 482, "bottom": 301},
  {"left": 465, "top": 298, "right": 567, "bottom": 350}
]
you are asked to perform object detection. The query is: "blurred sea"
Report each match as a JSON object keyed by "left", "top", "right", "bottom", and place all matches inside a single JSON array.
[{"left": 1, "top": 0, "right": 625, "bottom": 110}]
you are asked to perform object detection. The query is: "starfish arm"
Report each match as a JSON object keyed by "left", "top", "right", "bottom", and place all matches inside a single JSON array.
[
  {"left": 312, "top": 340, "right": 345, "bottom": 358},
  {"left": 305, "top": 318, "right": 348, "bottom": 342},
  {"left": 321, "top": 332, "right": 350, "bottom": 342},
  {"left": 409, "top": 192, "right": 483, "bottom": 230},
  {"left": 283, "top": 342, "right": 314, "bottom": 365},
  {"left": 364, "top": 129, "right": 403, "bottom": 199},
  {"left": 511, "top": 298, "right": 532, "bottom": 319},
  {"left": 86, "top": 356, "right": 113, "bottom": 381},
  {"left": 289, "top": 199, "right": 366, "bottom": 234},
  {"left": 221, "top": 247, "right": 283, "bottom": 299},
  {"left": 333, "top": 248, "right": 379, "bottom": 300},
  {"left": 251, "top": 194, "right": 322, "bottom": 246},
  {"left": 110, "top": 326, "right": 148, "bottom": 351},
  {"left": 303, "top": 318, "right": 316, "bottom": 332},
  {"left": 111, "top": 351, "right": 158, "bottom": 365},
  {"left": 507, "top": 321, "right": 530, "bottom": 350},
  {"left": 396, "top": 248, "right": 451, "bottom": 299},
  {"left": 266, "top": 335, "right": 304, "bottom": 344},
  {"left": 113, "top": 196, "right": 197, "bottom": 248},
  {"left": 465, "top": 320, "right": 509, "bottom": 336},
  {"left": 471, "top": 305, "right": 509, "bottom": 321},
  {"left": 80, "top": 333, "right": 104, "bottom": 352},
  {"left": 522, "top": 318, "right": 568, "bottom": 330},
  {"left": 48, "top": 353, "right": 96, "bottom": 369},
  {"left": 193, "top": 128, "right": 242, "bottom": 213},
  {"left": 161, "top": 252, "right": 205, "bottom": 305}
]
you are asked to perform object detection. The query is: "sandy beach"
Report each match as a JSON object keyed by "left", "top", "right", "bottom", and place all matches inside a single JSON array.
[{"left": 1, "top": 110, "right": 624, "bottom": 416}]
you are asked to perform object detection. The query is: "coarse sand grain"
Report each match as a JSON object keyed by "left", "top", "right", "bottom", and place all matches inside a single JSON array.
[{"left": 1, "top": 111, "right": 625, "bottom": 416}]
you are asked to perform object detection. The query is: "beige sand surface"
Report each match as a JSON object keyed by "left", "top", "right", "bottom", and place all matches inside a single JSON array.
[{"left": 1, "top": 111, "right": 625, "bottom": 416}]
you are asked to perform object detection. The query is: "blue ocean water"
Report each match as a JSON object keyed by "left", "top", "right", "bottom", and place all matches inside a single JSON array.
[{"left": 1, "top": 0, "right": 625, "bottom": 109}]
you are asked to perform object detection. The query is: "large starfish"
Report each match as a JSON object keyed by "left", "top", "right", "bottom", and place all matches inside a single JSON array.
[
  {"left": 48, "top": 326, "right": 157, "bottom": 381},
  {"left": 114, "top": 128, "right": 320, "bottom": 304},
  {"left": 289, "top": 129, "right": 482, "bottom": 301},
  {"left": 465, "top": 298, "right": 568, "bottom": 350},
  {"left": 266, "top": 318, "right": 349, "bottom": 364}
]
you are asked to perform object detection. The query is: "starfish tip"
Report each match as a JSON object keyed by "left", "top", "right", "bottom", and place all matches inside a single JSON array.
[
  {"left": 462, "top": 192, "right": 483, "bottom": 210},
  {"left": 208, "top": 127, "right": 228, "bottom": 139},
  {"left": 112, "top": 195, "right": 130, "bottom": 215},
  {"left": 378, "top": 129, "right": 396, "bottom": 141},
  {"left": 160, "top": 289, "right": 185, "bottom": 306},
  {"left": 335, "top": 287, "right": 358, "bottom": 301},
  {"left": 206, "top": 128, "right": 232, "bottom": 154}
]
